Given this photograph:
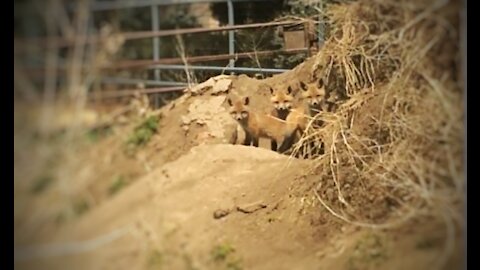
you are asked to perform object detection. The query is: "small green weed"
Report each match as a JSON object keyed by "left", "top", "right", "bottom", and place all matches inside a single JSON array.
[
  {"left": 147, "top": 250, "right": 164, "bottom": 269},
  {"left": 30, "top": 175, "right": 54, "bottom": 194},
  {"left": 108, "top": 175, "right": 129, "bottom": 196},
  {"left": 72, "top": 198, "right": 90, "bottom": 216},
  {"left": 125, "top": 115, "right": 159, "bottom": 155},
  {"left": 416, "top": 236, "right": 442, "bottom": 250},
  {"left": 347, "top": 232, "right": 388, "bottom": 270},
  {"left": 226, "top": 259, "right": 243, "bottom": 270},
  {"left": 127, "top": 115, "right": 159, "bottom": 146},
  {"left": 211, "top": 243, "right": 243, "bottom": 270},
  {"left": 86, "top": 126, "right": 112, "bottom": 143},
  {"left": 212, "top": 244, "right": 235, "bottom": 261}
]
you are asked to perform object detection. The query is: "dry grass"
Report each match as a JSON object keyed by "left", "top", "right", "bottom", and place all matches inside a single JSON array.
[
  {"left": 175, "top": 34, "right": 198, "bottom": 88},
  {"left": 288, "top": 0, "right": 463, "bottom": 268},
  {"left": 14, "top": 0, "right": 134, "bottom": 243}
]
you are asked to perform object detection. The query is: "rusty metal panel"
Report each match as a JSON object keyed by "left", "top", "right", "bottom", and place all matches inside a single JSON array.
[{"left": 283, "top": 29, "right": 306, "bottom": 50}]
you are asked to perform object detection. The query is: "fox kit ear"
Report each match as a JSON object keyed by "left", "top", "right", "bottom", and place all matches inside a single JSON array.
[
  {"left": 269, "top": 87, "right": 274, "bottom": 95},
  {"left": 243, "top": 97, "right": 250, "bottom": 106},
  {"left": 227, "top": 98, "right": 233, "bottom": 106},
  {"left": 287, "top": 86, "right": 293, "bottom": 95},
  {"left": 300, "top": 81, "right": 308, "bottom": 91},
  {"left": 318, "top": 78, "right": 324, "bottom": 88}
]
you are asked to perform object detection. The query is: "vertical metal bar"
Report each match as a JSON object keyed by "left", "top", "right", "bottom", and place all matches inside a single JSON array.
[
  {"left": 151, "top": 5, "right": 160, "bottom": 80},
  {"left": 317, "top": 3, "right": 325, "bottom": 48},
  {"left": 154, "top": 95, "right": 160, "bottom": 109},
  {"left": 227, "top": 0, "right": 235, "bottom": 68},
  {"left": 88, "top": 8, "right": 97, "bottom": 104}
]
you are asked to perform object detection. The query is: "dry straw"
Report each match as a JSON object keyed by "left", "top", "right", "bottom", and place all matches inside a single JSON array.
[{"left": 289, "top": 0, "right": 463, "bottom": 266}]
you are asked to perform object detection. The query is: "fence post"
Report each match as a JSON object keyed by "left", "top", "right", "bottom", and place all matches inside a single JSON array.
[
  {"left": 151, "top": 4, "right": 161, "bottom": 107},
  {"left": 227, "top": 0, "right": 235, "bottom": 68}
]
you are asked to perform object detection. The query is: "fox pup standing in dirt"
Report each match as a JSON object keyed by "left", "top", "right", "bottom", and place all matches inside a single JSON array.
[
  {"left": 269, "top": 79, "right": 327, "bottom": 134},
  {"left": 268, "top": 79, "right": 327, "bottom": 156},
  {"left": 227, "top": 96, "right": 298, "bottom": 153},
  {"left": 270, "top": 85, "right": 294, "bottom": 120},
  {"left": 269, "top": 85, "right": 295, "bottom": 150},
  {"left": 296, "top": 78, "right": 328, "bottom": 156}
]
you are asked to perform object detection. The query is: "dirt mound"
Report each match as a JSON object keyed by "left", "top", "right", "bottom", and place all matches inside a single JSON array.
[
  {"left": 15, "top": 145, "right": 311, "bottom": 268},
  {"left": 15, "top": 145, "right": 463, "bottom": 270}
]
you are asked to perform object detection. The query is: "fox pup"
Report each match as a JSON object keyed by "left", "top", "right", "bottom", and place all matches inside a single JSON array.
[
  {"left": 269, "top": 86, "right": 294, "bottom": 120},
  {"left": 269, "top": 85, "right": 295, "bottom": 150},
  {"left": 268, "top": 81, "right": 325, "bottom": 150},
  {"left": 299, "top": 78, "right": 327, "bottom": 117},
  {"left": 324, "top": 90, "right": 343, "bottom": 112},
  {"left": 280, "top": 79, "right": 327, "bottom": 157},
  {"left": 282, "top": 78, "right": 327, "bottom": 133},
  {"left": 227, "top": 96, "right": 298, "bottom": 153}
]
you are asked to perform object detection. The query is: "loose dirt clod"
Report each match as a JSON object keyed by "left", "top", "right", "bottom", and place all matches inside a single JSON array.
[
  {"left": 236, "top": 202, "right": 268, "bottom": 214},
  {"left": 213, "top": 209, "right": 232, "bottom": 219}
]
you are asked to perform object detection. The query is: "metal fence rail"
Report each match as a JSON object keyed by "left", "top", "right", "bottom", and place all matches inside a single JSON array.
[
  {"left": 19, "top": 48, "right": 307, "bottom": 76},
  {"left": 15, "top": 0, "right": 324, "bottom": 100},
  {"left": 104, "top": 48, "right": 309, "bottom": 69},
  {"left": 147, "top": 65, "right": 290, "bottom": 73},
  {"left": 88, "top": 0, "right": 268, "bottom": 11},
  {"left": 90, "top": 86, "right": 187, "bottom": 99},
  {"left": 14, "top": 20, "right": 311, "bottom": 49}
]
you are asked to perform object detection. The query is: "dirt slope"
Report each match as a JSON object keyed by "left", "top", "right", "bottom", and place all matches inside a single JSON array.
[
  {"left": 15, "top": 144, "right": 463, "bottom": 270},
  {"left": 15, "top": 144, "right": 313, "bottom": 269}
]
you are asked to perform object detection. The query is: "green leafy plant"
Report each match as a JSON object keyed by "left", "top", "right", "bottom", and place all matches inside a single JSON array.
[
  {"left": 72, "top": 198, "right": 90, "bottom": 216},
  {"left": 125, "top": 115, "right": 159, "bottom": 152},
  {"left": 211, "top": 244, "right": 235, "bottom": 261},
  {"left": 86, "top": 126, "right": 112, "bottom": 143},
  {"left": 108, "top": 175, "right": 130, "bottom": 196},
  {"left": 211, "top": 243, "right": 243, "bottom": 269},
  {"left": 30, "top": 175, "right": 54, "bottom": 194},
  {"left": 147, "top": 250, "right": 164, "bottom": 269}
]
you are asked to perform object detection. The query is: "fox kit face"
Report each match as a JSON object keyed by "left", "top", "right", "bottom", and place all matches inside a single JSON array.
[
  {"left": 300, "top": 79, "right": 326, "bottom": 107},
  {"left": 227, "top": 97, "right": 250, "bottom": 122},
  {"left": 270, "top": 86, "right": 294, "bottom": 111}
]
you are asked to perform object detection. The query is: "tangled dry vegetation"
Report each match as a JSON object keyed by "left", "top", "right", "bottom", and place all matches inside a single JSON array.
[{"left": 290, "top": 0, "right": 463, "bottom": 265}]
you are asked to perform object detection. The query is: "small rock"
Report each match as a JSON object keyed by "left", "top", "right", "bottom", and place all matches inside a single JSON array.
[
  {"left": 211, "top": 79, "right": 232, "bottom": 95},
  {"left": 181, "top": 116, "right": 191, "bottom": 125},
  {"left": 213, "top": 209, "right": 231, "bottom": 219}
]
